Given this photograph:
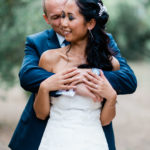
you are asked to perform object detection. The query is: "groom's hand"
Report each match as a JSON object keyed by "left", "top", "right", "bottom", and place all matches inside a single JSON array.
[{"left": 71, "top": 69, "right": 103, "bottom": 102}]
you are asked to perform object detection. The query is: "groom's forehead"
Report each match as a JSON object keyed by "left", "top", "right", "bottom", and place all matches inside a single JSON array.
[
  {"left": 45, "top": 0, "right": 67, "bottom": 14},
  {"left": 45, "top": 0, "right": 67, "bottom": 8}
]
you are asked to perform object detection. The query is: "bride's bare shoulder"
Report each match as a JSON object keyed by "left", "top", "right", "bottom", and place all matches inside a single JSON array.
[{"left": 39, "top": 48, "right": 62, "bottom": 71}]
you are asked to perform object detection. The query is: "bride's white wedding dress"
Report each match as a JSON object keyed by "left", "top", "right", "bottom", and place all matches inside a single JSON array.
[{"left": 38, "top": 95, "right": 108, "bottom": 150}]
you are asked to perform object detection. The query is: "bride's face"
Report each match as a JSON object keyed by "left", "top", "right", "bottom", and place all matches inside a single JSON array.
[{"left": 61, "top": 0, "right": 89, "bottom": 42}]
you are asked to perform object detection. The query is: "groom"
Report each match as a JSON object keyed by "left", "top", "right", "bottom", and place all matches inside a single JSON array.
[{"left": 9, "top": 0, "right": 137, "bottom": 150}]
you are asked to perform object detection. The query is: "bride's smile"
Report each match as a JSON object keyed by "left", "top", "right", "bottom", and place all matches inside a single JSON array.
[{"left": 61, "top": 0, "right": 90, "bottom": 43}]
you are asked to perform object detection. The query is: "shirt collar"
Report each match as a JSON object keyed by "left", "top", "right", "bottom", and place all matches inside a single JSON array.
[{"left": 56, "top": 33, "right": 65, "bottom": 46}]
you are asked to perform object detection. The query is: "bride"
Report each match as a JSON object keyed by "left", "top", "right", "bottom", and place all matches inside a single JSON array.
[{"left": 34, "top": 0, "right": 120, "bottom": 149}]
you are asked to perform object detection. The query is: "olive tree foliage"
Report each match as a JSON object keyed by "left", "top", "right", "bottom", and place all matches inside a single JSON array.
[
  {"left": 104, "top": 0, "right": 150, "bottom": 60},
  {"left": 0, "top": 0, "right": 48, "bottom": 86}
]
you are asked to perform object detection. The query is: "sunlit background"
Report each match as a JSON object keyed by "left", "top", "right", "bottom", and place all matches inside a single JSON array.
[{"left": 0, "top": 0, "right": 150, "bottom": 149}]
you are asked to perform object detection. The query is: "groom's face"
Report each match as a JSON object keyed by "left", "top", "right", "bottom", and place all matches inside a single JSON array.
[{"left": 43, "top": 0, "right": 67, "bottom": 35}]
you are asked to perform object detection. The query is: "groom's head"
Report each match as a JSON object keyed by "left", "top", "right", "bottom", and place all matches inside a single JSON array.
[{"left": 42, "top": 0, "right": 67, "bottom": 35}]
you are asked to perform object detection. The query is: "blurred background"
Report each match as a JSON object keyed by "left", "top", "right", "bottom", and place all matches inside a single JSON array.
[{"left": 0, "top": 0, "right": 150, "bottom": 149}]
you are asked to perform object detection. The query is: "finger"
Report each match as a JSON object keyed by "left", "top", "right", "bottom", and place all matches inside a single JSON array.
[
  {"left": 94, "top": 95, "right": 99, "bottom": 102},
  {"left": 94, "top": 94, "right": 99, "bottom": 102},
  {"left": 83, "top": 79, "right": 98, "bottom": 89},
  {"left": 70, "top": 80, "right": 83, "bottom": 86},
  {"left": 97, "top": 96, "right": 103, "bottom": 102},
  {"left": 100, "top": 97, "right": 104, "bottom": 102},
  {"left": 93, "top": 97, "right": 97, "bottom": 102},
  {"left": 88, "top": 92, "right": 97, "bottom": 102},
  {"left": 62, "top": 67, "right": 77, "bottom": 76},
  {"left": 61, "top": 85, "right": 76, "bottom": 91},
  {"left": 86, "top": 85, "right": 100, "bottom": 96},
  {"left": 70, "top": 81, "right": 76, "bottom": 86},
  {"left": 87, "top": 71, "right": 101, "bottom": 81},
  {"left": 63, "top": 76, "right": 80, "bottom": 84},
  {"left": 94, "top": 94, "right": 102, "bottom": 102},
  {"left": 84, "top": 74, "right": 99, "bottom": 84},
  {"left": 100, "top": 70, "right": 105, "bottom": 79},
  {"left": 63, "top": 70, "right": 79, "bottom": 79}
]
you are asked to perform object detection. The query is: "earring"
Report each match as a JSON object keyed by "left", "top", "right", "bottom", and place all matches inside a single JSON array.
[{"left": 89, "top": 30, "right": 94, "bottom": 40}]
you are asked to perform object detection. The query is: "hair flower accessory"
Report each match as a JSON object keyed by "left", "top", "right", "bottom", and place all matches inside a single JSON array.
[{"left": 98, "top": 2, "right": 107, "bottom": 16}]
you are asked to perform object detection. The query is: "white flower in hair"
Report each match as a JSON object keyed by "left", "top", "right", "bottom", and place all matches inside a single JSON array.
[{"left": 98, "top": 2, "right": 107, "bottom": 16}]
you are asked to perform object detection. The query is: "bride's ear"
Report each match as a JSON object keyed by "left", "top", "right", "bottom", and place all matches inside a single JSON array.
[{"left": 87, "top": 19, "right": 96, "bottom": 30}]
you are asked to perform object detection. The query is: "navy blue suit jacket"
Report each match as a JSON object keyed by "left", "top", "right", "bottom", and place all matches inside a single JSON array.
[{"left": 9, "top": 29, "right": 137, "bottom": 150}]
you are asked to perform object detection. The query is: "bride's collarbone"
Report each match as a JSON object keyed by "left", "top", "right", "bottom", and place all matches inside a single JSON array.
[
  {"left": 58, "top": 53, "right": 86, "bottom": 67},
  {"left": 51, "top": 49, "right": 86, "bottom": 72}
]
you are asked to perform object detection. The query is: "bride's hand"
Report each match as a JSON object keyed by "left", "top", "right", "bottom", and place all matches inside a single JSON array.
[
  {"left": 83, "top": 70, "right": 117, "bottom": 101},
  {"left": 75, "top": 83, "right": 103, "bottom": 102},
  {"left": 40, "top": 68, "right": 80, "bottom": 92},
  {"left": 69, "top": 68, "right": 91, "bottom": 86},
  {"left": 69, "top": 69, "right": 103, "bottom": 102}
]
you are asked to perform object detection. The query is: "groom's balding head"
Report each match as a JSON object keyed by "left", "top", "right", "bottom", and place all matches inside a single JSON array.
[{"left": 42, "top": 0, "right": 67, "bottom": 35}]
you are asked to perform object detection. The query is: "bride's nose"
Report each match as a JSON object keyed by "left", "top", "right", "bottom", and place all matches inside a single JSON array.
[{"left": 61, "top": 17, "right": 68, "bottom": 28}]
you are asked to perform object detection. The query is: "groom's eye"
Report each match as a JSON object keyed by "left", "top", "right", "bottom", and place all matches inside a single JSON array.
[{"left": 51, "top": 15, "right": 60, "bottom": 20}]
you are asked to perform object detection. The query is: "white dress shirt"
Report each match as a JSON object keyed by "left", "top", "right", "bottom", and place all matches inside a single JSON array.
[{"left": 56, "top": 33, "right": 66, "bottom": 48}]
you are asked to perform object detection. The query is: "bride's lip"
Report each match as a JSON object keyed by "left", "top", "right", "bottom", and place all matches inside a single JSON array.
[
  {"left": 63, "top": 29, "right": 71, "bottom": 35},
  {"left": 64, "top": 31, "right": 71, "bottom": 35}
]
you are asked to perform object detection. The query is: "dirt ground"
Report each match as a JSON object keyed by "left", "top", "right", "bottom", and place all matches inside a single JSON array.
[{"left": 0, "top": 62, "right": 150, "bottom": 150}]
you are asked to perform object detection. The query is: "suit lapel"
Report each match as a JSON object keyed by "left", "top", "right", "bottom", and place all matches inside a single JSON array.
[{"left": 47, "top": 29, "right": 61, "bottom": 49}]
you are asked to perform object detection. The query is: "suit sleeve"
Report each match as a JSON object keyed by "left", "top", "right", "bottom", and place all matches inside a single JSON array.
[
  {"left": 19, "top": 36, "right": 56, "bottom": 95},
  {"left": 103, "top": 34, "right": 137, "bottom": 94}
]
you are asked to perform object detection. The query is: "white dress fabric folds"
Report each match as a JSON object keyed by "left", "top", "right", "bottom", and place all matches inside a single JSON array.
[{"left": 39, "top": 95, "right": 108, "bottom": 150}]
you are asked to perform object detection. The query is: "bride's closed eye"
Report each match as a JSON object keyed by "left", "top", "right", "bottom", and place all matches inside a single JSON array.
[
  {"left": 61, "top": 12, "right": 75, "bottom": 21},
  {"left": 68, "top": 14, "right": 75, "bottom": 21}
]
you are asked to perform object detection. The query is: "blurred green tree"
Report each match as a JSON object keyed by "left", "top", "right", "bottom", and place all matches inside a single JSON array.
[
  {"left": 105, "top": 0, "right": 150, "bottom": 60},
  {"left": 0, "top": 0, "right": 150, "bottom": 85},
  {"left": 0, "top": 0, "right": 48, "bottom": 86}
]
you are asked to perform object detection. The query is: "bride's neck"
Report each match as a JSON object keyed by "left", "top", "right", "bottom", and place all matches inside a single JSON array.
[{"left": 69, "top": 38, "right": 88, "bottom": 57}]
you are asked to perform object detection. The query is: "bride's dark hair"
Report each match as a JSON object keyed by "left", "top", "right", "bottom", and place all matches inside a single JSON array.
[{"left": 75, "top": 0, "right": 113, "bottom": 70}]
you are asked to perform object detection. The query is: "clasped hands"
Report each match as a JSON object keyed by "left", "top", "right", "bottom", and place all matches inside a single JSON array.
[{"left": 41, "top": 67, "right": 116, "bottom": 102}]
